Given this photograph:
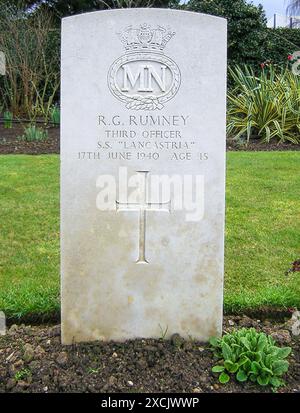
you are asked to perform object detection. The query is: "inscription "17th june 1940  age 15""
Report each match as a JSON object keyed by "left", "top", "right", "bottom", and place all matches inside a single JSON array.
[{"left": 77, "top": 114, "right": 209, "bottom": 161}]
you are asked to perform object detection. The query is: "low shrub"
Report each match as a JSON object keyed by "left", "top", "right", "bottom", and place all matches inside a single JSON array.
[{"left": 210, "top": 328, "right": 291, "bottom": 389}]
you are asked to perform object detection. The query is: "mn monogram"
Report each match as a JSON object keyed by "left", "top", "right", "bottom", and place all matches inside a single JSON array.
[{"left": 108, "top": 24, "right": 181, "bottom": 110}]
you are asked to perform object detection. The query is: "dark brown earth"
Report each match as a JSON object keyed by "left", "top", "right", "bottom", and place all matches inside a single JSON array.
[
  {"left": 0, "top": 316, "right": 299, "bottom": 393},
  {"left": 0, "top": 124, "right": 59, "bottom": 154},
  {"left": 227, "top": 137, "right": 300, "bottom": 152},
  {"left": 1, "top": 124, "right": 300, "bottom": 155},
  {"left": 288, "top": 260, "right": 300, "bottom": 273}
]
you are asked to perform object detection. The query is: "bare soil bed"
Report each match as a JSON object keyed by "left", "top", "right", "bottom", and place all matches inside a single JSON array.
[
  {"left": 0, "top": 124, "right": 59, "bottom": 154},
  {"left": 227, "top": 138, "right": 300, "bottom": 152},
  {"left": 1, "top": 124, "right": 300, "bottom": 155},
  {"left": 0, "top": 316, "right": 299, "bottom": 393}
]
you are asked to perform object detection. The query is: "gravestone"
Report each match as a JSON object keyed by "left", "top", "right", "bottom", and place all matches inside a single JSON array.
[
  {"left": 0, "top": 52, "right": 5, "bottom": 76},
  {"left": 0, "top": 311, "right": 5, "bottom": 336},
  {"left": 61, "top": 9, "right": 227, "bottom": 344}
]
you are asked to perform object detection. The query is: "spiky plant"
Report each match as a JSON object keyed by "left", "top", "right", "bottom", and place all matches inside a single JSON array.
[{"left": 227, "top": 65, "right": 300, "bottom": 144}]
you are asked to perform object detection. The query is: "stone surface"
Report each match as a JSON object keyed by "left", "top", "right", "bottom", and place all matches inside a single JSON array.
[
  {"left": 56, "top": 352, "right": 68, "bottom": 367},
  {"left": 271, "top": 330, "right": 292, "bottom": 345},
  {"left": 23, "top": 343, "right": 34, "bottom": 363},
  {"left": 61, "top": 9, "right": 227, "bottom": 344},
  {"left": 0, "top": 311, "right": 6, "bottom": 336}
]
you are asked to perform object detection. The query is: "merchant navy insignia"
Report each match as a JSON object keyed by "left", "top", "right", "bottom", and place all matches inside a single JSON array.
[{"left": 107, "top": 23, "right": 181, "bottom": 110}]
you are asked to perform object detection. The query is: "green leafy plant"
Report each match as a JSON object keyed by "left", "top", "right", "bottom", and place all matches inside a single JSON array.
[
  {"left": 210, "top": 328, "right": 291, "bottom": 389},
  {"left": 227, "top": 65, "right": 300, "bottom": 144},
  {"left": 50, "top": 105, "right": 60, "bottom": 125},
  {"left": 87, "top": 367, "right": 100, "bottom": 375},
  {"left": 3, "top": 111, "right": 13, "bottom": 128},
  {"left": 19, "top": 125, "right": 48, "bottom": 142},
  {"left": 14, "top": 368, "right": 31, "bottom": 381}
]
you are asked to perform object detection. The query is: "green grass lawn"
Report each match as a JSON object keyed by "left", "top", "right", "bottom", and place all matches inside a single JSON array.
[
  {"left": 0, "top": 156, "right": 59, "bottom": 319},
  {"left": 0, "top": 152, "right": 299, "bottom": 320}
]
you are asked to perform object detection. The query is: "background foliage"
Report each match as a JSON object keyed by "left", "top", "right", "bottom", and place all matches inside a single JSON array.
[
  {"left": 264, "top": 28, "right": 300, "bottom": 66},
  {"left": 0, "top": 2, "right": 60, "bottom": 117},
  {"left": 185, "top": 0, "right": 300, "bottom": 68},
  {"left": 1, "top": 0, "right": 300, "bottom": 121},
  {"left": 185, "top": 0, "right": 268, "bottom": 66}
]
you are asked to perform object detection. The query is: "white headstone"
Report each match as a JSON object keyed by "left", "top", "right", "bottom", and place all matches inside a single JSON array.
[
  {"left": 0, "top": 311, "right": 6, "bottom": 336},
  {"left": 61, "top": 8, "right": 227, "bottom": 344}
]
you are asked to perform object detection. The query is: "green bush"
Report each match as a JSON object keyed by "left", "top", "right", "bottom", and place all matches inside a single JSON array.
[
  {"left": 265, "top": 28, "right": 300, "bottom": 67},
  {"left": 227, "top": 65, "right": 300, "bottom": 144},
  {"left": 185, "top": 0, "right": 267, "bottom": 67},
  {"left": 184, "top": 1, "right": 300, "bottom": 69},
  {"left": 210, "top": 328, "right": 291, "bottom": 389}
]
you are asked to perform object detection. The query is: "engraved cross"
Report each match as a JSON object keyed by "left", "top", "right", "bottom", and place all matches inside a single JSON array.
[{"left": 116, "top": 171, "right": 171, "bottom": 264}]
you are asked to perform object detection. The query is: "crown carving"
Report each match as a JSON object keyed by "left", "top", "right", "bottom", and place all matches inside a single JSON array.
[{"left": 118, "top": 23, "right": 175, "bottom": 52}]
